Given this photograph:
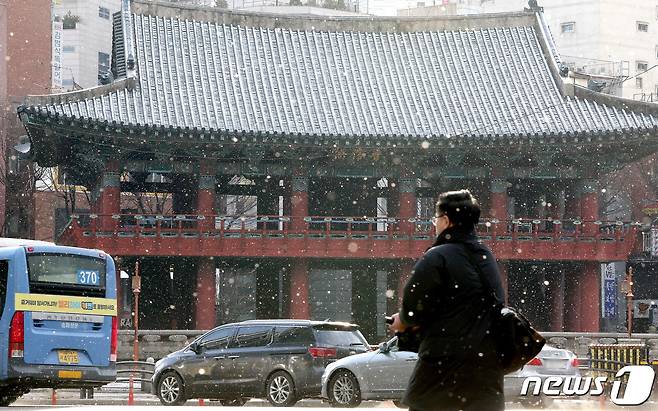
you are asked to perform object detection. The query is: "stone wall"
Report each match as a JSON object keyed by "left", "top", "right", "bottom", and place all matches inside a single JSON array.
[{"left": 118, "top": 330, "right": 658, "bottom": 361}]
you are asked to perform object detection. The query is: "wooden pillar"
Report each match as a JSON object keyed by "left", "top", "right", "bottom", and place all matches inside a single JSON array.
[
  {"left": 290, "top": 259, "right": 309, "bottom": 319},
  {"left": 290, "top": 176, "right": 309, "bottom": 231},
  {"left": 197, "top": 161, "right": 216, "bottom": 231},
  {"left": 398, "top": 177, "right": 417, "bottom": 235},
  {"left": 580, "top": 179, "right": 599, "bottom": 236},
  {"left": 195, "top": 257, "right": 216, "bottom": 330},
  {"left": 564, "top": 267, "right": 581, "bottom": 331},
  {"left": 100, "top": 160, "right": 121, "bottom": 232},
  {"left": 580, "top": 262, "right": 601, "bottom": 332},
  {"left": 548, "top": 269, "right": 565, "bottom": 332},
  {"left": 490, "top": 178, "right": 509, "bottom": 221}
]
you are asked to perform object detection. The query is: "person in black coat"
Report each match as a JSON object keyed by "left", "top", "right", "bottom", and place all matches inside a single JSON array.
[{"left": 389, "top": 189, "right": 505, "bottom": 411}]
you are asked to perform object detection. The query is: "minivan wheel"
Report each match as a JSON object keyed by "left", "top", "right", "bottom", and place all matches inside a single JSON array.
[
  {"left": 266, "top": 371, "right": 298, "bottom": 407},
  {"left": 328, "top": 370, "right": 361, "bottom": 408},
  {"left": 157, "top": 371, "right": 186, "bottom": 405},
  {"left": 220, "top": 398, "right": 248, "bottom": 406}
]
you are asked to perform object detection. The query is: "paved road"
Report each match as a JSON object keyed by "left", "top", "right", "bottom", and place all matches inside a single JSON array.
[
  {"left": 8, "top": 389, "right": 658, "bottom": 410},
  {"left": 5, "top": 403, "right": 658, "bottom": 410}
]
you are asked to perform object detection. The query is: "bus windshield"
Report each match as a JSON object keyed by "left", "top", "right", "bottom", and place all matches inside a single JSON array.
[{"left": 27, "top": 253, "right": 107, "bottom": 297}]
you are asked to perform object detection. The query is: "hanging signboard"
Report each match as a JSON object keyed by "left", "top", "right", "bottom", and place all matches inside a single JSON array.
[
  {"left": 601, "top": 263, "right": 617, "bottom": 318},
  {"left": 51, "top": 20, "right": 63, "bottom": 92}
]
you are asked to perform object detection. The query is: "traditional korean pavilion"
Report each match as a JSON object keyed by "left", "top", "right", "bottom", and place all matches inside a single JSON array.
[{"left": 18, "top": 0, "right": 658, "bottom": 338}]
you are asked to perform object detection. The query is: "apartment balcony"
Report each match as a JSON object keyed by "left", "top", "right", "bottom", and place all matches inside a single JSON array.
[{"left": 58, "top": 214, "right": 640, "bottom": 261}]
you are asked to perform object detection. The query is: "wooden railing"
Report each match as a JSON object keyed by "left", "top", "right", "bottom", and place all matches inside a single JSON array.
[
  {"left": 62, "top": 213, "right": 639, "bottom": 239},
  {"left": 58, "top": 214, "right": 640, "bottom": 260}
]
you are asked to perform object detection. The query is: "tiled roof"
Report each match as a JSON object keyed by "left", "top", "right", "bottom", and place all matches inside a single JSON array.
[{"left": 21, "top": 11, "right": 658, "bottom": 140}]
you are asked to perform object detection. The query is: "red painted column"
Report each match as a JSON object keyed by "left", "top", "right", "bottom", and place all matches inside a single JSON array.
[
  {"left": 490, "top": 178, "right": 509, "bottom": 240},
  {"left": 397, "top": 259, "right": 416, "bottom": 307},
  {"left": 580, "top": 179, "right": 599, "bottom": 236},
  {"left": 398, "top": 177, "right": 417, "bottom": 235},
  {"left": 564, "top": 268, "right": 581, "bottom": 331},
  {"left": 290, "top": 259, "right": 309, "bottom": 319},
  {"left": 195, "top": 257, "right": 216, "bottom": 330},
  {"left": 548, "top": 270, "right": 565, "bottom": 332},
  {"left": 490, "top": 179, "right": 509, "bottom": 221},
  {"left": 290, "top": 176, "right": 309, "bottom": 231},
  {"left": 497, "top": 262, "right": 509, "bottom": 305},
  {"left": 99, "top": 160, "right": 121, "bottom": 232},
  {"left": 197, "top": 161, "right": 216, "bottom": 231},
  {"left": 580, "top": 262, "right": 601, "bottom": 332}
]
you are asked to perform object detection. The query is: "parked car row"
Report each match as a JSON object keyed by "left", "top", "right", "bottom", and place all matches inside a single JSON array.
[{"left": 152, "top": 319, "right": 580, "bottom": 407}]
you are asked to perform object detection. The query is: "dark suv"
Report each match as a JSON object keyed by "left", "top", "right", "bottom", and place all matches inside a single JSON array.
[{"left": 152, "top": 319, "right": 370, "bottom": 406}]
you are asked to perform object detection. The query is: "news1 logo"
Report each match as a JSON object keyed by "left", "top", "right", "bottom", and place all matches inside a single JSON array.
[{"left": 521, "top": 366, "right": 656, "bottom": 406}]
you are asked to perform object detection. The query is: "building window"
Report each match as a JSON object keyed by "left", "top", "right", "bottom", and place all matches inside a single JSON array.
[
  {"left": 637, "top": 61, "right": 649, "bottom": 72},
  {"left": 98, "top": 52, "right": 110, "bottom": 84},
  {"left": 561, "top": 22, "right": 575, "bottom": 33},
  {"left": 98, "top": 6, "right": 110, "bottom": 20},
  {"left": 63, "top": 45, "right": 75, "bottom": 53},
  {"left": 637, "top": 77, "right": 643, "bottom": 89},
  {"left": 637, "top": 21, "right": 649, "bottom": 32}
]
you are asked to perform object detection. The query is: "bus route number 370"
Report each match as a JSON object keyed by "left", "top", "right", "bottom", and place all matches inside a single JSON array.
[{"left": 77, "top": 270, "right": 101, "bottom": 286}]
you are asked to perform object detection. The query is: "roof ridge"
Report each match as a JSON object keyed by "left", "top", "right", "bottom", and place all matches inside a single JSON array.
[
  {"left": 132, "top": 13, "right": 537, "bottom": 36},
  {"left": 131, "top": 0, "right": 537, "bottom": 33}
]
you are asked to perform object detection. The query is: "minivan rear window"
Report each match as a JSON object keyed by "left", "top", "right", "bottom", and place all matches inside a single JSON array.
[{"left": 313, "top": 328, "right": 367, "bottom": 347}]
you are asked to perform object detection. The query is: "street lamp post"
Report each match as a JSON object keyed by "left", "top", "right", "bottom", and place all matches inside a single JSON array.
[{"left": 626, "top": 266, "right": 634, "bottom": 339}]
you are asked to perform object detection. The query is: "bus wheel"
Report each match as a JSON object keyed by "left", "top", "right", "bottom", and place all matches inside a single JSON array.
[{"left": 157, "top": 371, "right": 186, "bottom": 405}]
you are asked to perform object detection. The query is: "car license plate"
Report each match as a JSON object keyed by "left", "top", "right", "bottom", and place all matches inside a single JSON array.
[
  {"left": 544, "top": 359, "right": 567, "bottom": 370},
  {"left": 58, "top": 370, "right": 82, "bottom": 379},
  {"left": 58, "top": 350, "right": 79, "bottom": 364}
]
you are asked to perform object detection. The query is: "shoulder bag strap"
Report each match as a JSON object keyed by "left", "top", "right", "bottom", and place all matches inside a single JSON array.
[{"left": 461, "top": 244, "right": 503, "bottom": 309}]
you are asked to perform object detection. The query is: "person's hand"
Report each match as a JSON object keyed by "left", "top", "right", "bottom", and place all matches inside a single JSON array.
[{"left": 388, "top": 312, "right": 407, "bottom": 333}]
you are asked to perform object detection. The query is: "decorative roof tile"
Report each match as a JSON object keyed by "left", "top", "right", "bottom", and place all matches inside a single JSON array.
[{"left": 23, "top": 10, "right": 658, "bottom": 139}]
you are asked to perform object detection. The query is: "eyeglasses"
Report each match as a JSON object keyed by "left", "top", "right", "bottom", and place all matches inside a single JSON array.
[{"left": 431, "top": 214, "right": 446, "bottom": 226}]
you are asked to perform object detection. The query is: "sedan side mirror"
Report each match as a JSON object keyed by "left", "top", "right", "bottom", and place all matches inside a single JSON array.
[
  {"left": 379, "top": 342, "right": 389, "bottom": 353},
  {"left": 189, "top": 342, "right": 201, "bottom": 354}
]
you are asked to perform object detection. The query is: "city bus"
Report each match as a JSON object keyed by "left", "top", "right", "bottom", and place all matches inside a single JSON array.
[{"left": 0, "top": 238, "right": 118, "bottom": 405}]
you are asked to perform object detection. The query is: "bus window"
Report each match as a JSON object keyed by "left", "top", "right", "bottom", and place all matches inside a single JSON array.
[
  {"left": 0, "top": 260, "right": 7, "bottom": 318},
  {"left": 26, "top": 253, "right": 106, "bottom": 297}
]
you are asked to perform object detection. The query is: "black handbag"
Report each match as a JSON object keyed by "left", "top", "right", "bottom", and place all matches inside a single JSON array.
[{"left": 462, "top": 245, "right": 546, "bottom": 374}]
